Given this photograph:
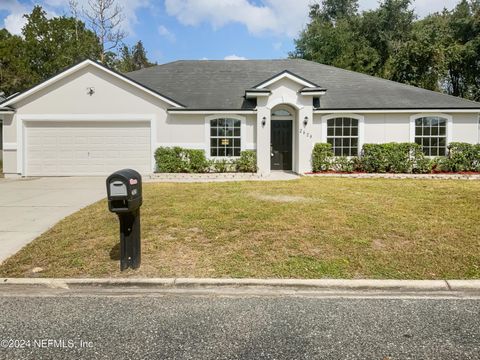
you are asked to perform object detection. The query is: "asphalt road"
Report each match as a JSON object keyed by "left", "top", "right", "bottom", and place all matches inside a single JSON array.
[{"left": 0, "top": 288, "right": 479, "bottom": 359}]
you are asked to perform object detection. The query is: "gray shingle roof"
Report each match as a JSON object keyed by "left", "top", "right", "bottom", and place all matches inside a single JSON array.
[{"left": 126, "top": 59, "right": 480, "bottom": 110}]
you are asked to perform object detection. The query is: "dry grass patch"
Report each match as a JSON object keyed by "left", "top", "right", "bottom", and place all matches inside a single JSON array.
[{"left": 0, "top": 177, "right": 479, "bottom": 279}]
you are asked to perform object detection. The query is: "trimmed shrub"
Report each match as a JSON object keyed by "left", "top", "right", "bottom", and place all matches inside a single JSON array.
[
  {"left": 310, "top": 142, "right": 436, "bottom": 174},
  {"left": 361, "top": 144, "right": 389, "bottom": 173},
  {"left": 312, "top": 143, "right": 334, "bottom": 172},
  {"left": 212, "top": 158, "right": 235, "bottom": 173},
  {"left": 184, "top": 149, "right": 210, "bottom": 173},
  {"left": 439, "top": 142, "right": 480, "bottom": 172},
  {"left": 155, "top": 147, "right": 209, "bottom": 173},
  {"left": 361, "top": 143, "right": 429, "bottom": 173},
  {"left": 332, "top": 156, "right": 354, "bottom": 172},
  {"left": 235, "top": 150, "right": 257, "bottom": 172},
  {"left": 351, "top": 156, "right": 364, "bottom": 172},
  {"left": 155, "top": 146, "right": 185, "bottom": 173},
  {"left": 414, "top": 156, "right": 433, "bottom": 174}
]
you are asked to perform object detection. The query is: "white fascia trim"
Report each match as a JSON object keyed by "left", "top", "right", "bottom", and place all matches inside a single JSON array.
[
  {"left": 245, "top": 91, "right": 271, "bottom": 99},
  {"left": 256, "top": 72, "right": 316, "bottom": 89},
  {"left": 3, "top": 142, "right": 17, "bottom": 150},
  {"left": 320, "top": 113, "right": 365, "bottom": 156},
  {"left": 315, "top": 109, "right": 480, "bottom": 114},
  {"left": 168, "top": 110, "right": 256, "bottom": 115},
  {"left": 409, "top": 113, "right": 453, "bottom": 144},
  {"left": 1, "top": 59, "right": 183, "bottom": 108},
  {"left": 204, "top": 114, "right": 246, "bottom": 159},
  {"left": 0, "top": 110, "right": 15, "bottom": 114},
  {"left": 17, "top": 113, "right": 156, "bottom": 176},
  {"left": 19, "top": 114, "right": 155, "bottom": 121},
  {"left": 300, "top": 91, "right": 326, "bottom": 96}
]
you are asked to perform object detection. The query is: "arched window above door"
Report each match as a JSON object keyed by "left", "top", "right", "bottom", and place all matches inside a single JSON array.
[{"left": 272, "top": 109, "right": 291, "bottom": 117}]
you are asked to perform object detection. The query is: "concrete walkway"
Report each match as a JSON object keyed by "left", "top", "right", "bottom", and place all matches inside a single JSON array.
[{"left": 0, "top": 177, "right": 106, "bottom": 263}]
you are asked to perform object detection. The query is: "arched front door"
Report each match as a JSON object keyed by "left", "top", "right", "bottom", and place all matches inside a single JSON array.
[{"left": 270, "top": 107, "right": 293, "bottom": 171}]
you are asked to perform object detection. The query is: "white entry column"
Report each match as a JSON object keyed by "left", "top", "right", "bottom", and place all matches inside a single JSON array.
[{"left": 256, "top": 98, "right": 271, "bottom": 175}]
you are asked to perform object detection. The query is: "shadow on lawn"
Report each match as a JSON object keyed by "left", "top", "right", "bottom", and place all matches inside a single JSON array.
[{"left": 109, "top": 243, "right": 120, "bottom": 260}]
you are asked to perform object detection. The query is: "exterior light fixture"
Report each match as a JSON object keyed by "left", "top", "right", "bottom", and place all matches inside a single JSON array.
[
  {"left": 303, "top": 116, "right": 308, "bottom": 126},
  {"left": 87, "top": 87, "right": 95, "bottom": 96},
  {"left": 262, "top": 116, "right": 266, "bottom": 127}
]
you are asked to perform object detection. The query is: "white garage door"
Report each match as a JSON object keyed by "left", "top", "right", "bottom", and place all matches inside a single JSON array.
[{"left": 25, "top": 121, "right": 151, "bottom": 176}]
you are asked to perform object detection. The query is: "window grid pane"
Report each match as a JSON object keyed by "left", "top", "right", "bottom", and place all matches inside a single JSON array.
[
  {"left": 326, "top": 117, "right": 359, "bottom": 157},
  {"left": 414, "top": 116, "right": 447, "bottom": 156},
  {"left": 210, "top": 118, "right": 241, "bottom": 157}
]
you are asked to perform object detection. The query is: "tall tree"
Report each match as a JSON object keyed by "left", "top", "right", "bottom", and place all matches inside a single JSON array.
[
  {"left": 84, "top": 0, "right": 126, "bottom": 64},
  {"left": 0, "top": 6, "right": 100, "bottom": 96},
  {"left": 291, "top": 0, "right": 380, "bottom": 74},
  {"left": 309, "top": 0, "right": 358, "bottom": 22},
  {"left": 389, "top": 12, "right": 449, "bottom": 91},
  {"left": 390, "top": 0, "right": 480, "bottom": 100},
  {"left": 22, "top": 6, "right": 101, "bottom": 83},
  {"left": 115, "top": 40, "right": 155, "bottom": 73},
  {"left": 132, "top": 41, "right": 154, "bottom": 70},
  {"left": 115, "top": 44, "right": 134, "bottom": 72},
  {"left": 291, "top": 0, "right": 480, "bottom": 101},
  {"left": 359, "top": 0, "right": 415, "bottom": 77},
  {"left": 0, "top": 29, "right": 33, "bottom": 96}
]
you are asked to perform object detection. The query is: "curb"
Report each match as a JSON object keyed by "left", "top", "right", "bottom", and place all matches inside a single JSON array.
[{"left": 2, "top": 278, "right": 479, "bottom": 291}]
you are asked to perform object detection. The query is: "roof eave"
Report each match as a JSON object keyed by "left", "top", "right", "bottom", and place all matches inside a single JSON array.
[
  {"left": 314, "top": 108, "right": 480, "bottom": 113},
  {"left": 168, "top": 108, "right": 257, "bottom": 114}
]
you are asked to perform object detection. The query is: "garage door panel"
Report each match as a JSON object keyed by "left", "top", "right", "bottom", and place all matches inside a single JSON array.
[{"left": 26, "top": 121, "right": 151, "bottom": 176}]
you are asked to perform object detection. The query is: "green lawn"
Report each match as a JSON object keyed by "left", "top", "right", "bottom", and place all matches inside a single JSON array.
[{"left": 0, "top": 177, "right": 479, "bottom": 279}]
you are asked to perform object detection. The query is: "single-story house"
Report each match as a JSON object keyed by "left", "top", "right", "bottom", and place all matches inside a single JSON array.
[{"left": 1, "top": 58, "right": 479, "bottom": 177}]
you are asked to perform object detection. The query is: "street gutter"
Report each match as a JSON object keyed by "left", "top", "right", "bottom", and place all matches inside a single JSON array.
[{"left": 1, "top": 278, "right": 480, "bottom": 292}]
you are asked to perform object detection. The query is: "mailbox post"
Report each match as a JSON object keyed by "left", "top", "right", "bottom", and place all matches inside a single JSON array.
[{"left": 106, "top": 169, "right": 143, "bottom": 271}]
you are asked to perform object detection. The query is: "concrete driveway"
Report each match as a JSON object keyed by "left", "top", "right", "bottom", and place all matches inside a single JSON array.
[{"left": 0, "top": 177, "right": 106, "bottom": 263}]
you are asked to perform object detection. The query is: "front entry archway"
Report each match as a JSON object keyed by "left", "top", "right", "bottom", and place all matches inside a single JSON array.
[{"left": 270, "top": 106, "right": 294, "bottom": 171}]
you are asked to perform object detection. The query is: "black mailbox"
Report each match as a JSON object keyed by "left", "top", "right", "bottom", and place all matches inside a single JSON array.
[{"left": 106, "top": 169, "right": 143, "bottom": 271}]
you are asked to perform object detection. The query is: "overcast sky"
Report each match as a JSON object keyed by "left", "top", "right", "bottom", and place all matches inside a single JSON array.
[{"left": 0, "top": 0, "right": 463, "bottom": 62}]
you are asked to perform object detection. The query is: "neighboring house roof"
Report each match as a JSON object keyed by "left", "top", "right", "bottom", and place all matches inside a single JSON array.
[
  {"left": 126, "top": 59, "right": 480, "bottom": 110},
  {"left": 0, "top": 59, "right": 184, "bottom": 109}
]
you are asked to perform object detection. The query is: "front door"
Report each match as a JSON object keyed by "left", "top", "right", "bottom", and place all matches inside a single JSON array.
[{"left": 270, "top": 120, "right": 293, "bottom": 170}]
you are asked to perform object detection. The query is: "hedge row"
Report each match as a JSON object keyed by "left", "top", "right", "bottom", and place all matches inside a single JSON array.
[
  {"left": 312, "top": 142, "right": 480, "bottom": 173},
  {"left": 154, "top": 147, "right": 257, "bottom": 173}
]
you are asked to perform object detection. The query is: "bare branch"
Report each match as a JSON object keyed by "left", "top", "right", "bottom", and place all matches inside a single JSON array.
[{"left": 83, "top": 0, "right": 126, "bottom": 62}]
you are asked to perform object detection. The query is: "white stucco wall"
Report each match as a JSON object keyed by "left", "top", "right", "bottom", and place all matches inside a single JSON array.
[
  {"left": 451, "top": 113, "right": 480, "bottom": 143},
  {"left": 363, "top": 113, "right": 411, "bottom": 143}
]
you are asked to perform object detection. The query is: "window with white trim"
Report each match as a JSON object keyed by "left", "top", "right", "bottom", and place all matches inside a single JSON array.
[
  {"left": 210, "top": 118, "right": 241, "bottom": 157},
  {"left": 327, "top": 117, "right": 359, "bottom": 156},
  {"left": 414, "top": 116, "right": 447, "bottom": 156}
]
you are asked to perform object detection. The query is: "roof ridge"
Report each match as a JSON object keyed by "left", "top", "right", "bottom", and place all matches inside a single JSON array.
[
  {"left": 162, "top": 58, "right": 300, "bottom": 62},
  {"left": 126, "top": 60, "right": 179, "bottom": 75}
]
